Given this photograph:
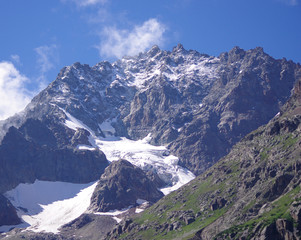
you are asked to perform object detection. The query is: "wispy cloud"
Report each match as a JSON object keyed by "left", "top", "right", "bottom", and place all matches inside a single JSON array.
[
  {"left": 35, "top": 44, "right": 59, "bottom": 90},
  {"left": 98, "top": 18, "right": 166, "bottom": 59},
  {"left": 63, "top": 0, "right": 108, "bottom": 7},
  {"left": 87, "top": 7, "right": 112, "bottom": 24},
  {"left": 0, "top": 62, "right": 32, "bottom": 120},
  {"left": 279, "top": 0, "right": 298, "bottom": 5},
  {"left": 62, "top": 1, "right": 167, "bottom": 59},
  {"left": 10, "top": 54, "right": 21, "bottom": 65},
  {"left": 288, "top": 0, "right": 298, "bottom": 5}
]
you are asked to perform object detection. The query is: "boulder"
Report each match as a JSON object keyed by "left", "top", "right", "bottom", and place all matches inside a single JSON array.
[{"left": 89, "top": 159, "right": 164, "bottom": 212}]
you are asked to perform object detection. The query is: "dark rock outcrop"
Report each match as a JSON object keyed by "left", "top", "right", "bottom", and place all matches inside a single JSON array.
[
  {"left": 89, "top": 160, "right": 164, "bottom": 212},
  {"left": 254, "top": 219, "right": 296, "bottom": 240},
  {"left": 0, "top": 194, "right": 20, "bottom": 227},
  {"left": 210, "top": 198, "right": 227, "bottom": 211}
]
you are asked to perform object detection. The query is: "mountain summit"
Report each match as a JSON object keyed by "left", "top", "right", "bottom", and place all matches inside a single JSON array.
[{"left": 1, "top": 45, "right": 299, "bottom": 176}]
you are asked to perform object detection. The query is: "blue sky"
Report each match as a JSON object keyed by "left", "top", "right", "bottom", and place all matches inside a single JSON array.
[{"left": 0, "top": 0, "right": 300, "bottom": 120}]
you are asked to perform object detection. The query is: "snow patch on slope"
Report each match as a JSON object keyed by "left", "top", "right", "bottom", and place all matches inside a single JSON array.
[
  {"left": 93, "top": 134, "right": 195, "bottom": 195},
  {"left": 77, "top": 144, "right": 96, "bottom": 151},
  {"left": 63, "top": 110, "right": 94, "bottom": 134},
  {"left": 62, "top": 111, "right": 195, "bottom": 195},
  {"left": 98, "top": 118, "right": 116, "bottom": 137},
  {"left": 93, "top": 199, "right": 149, "bottom": 223},
  {"left": 4, "top": 181, "right": 97, "bottom": 234},
  {"left": 118, "top": 52, "right": 219, "bottom": 90},
  {"left": 94, "top": 206, "right": 133, "bottom": 224}
]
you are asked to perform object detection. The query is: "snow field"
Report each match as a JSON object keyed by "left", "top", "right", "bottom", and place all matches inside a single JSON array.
[{"left": 4, "top": 181, "right": 97, "bottom": 234}]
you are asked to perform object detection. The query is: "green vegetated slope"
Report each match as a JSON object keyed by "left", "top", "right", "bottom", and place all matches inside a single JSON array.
[{"left": 106, "top": 80, "right": 301, "bottom": 240}]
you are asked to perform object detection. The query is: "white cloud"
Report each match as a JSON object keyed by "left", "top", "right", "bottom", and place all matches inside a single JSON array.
[
  {"left": 63, "top": 0, "right": 108, "bottom": 7},
  {"left": 98, "top": 18, "right": 166, "bottom": 59},
  {"left": 35, "top": 44, "right": 59, "bottom": 90},
  {"left": 0, "top": 62, "right": 32, "bottom": 120},
  {"left": 0, "top": 45, "right": 58, "bottom": 120}
]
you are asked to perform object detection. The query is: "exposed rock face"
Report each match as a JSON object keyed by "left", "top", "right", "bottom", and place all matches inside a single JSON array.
[
  {"left": 89, "top": 160, "right": 164, "bottom": 212},
  {"left": 105, "top": 79, "right": 301, "bottom": 239},
  {"left": 0, "top": 119, "right": 109, "bottom": 193},
  {"left": 168, "top": 47, "right": 301, "bottom": 175},
  {"left": 255, "top": 219, "right": 296, "bottom": 240},
  {"left": 0, "top": 194, "right": 20, "bottom": 226}
]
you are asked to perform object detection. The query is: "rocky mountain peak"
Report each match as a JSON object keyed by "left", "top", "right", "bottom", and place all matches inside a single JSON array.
[
  {"left": 228, "top": 45, "right": 246, "bottom": 61},
  {"left": 219, "top": 46, "right": 270, "bottom": 65},
  {"left": 219, "top": 46, "right": 245, "bottom": 63},
  {"left": 147, "top": 45, "right": 161, "bottom": 57},
  {"left": 172, "top": 43, "right": 186, "bottom": 53},
  {"left": 253, "top": 46, "right": 264, "bottom": 53}
]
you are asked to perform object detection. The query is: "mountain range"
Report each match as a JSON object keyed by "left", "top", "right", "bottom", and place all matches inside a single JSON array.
[{"left": 0, "top": 44, "right": 300, "bottom": 239}]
